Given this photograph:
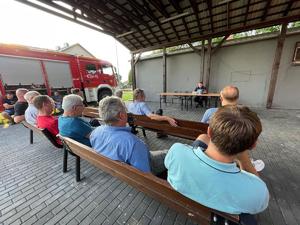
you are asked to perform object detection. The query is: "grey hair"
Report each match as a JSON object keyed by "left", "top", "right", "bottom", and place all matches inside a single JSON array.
[
  {"left": 115, "top": 89, "right": 123, "bottom": 98},
  {"left": 62, "top": 94, "right": 83, "bottom": 112},
  {"left": 99, "top": 96, "right": 126, "bottom": 125},
  {"left": 24, "top": 91, "right": 40, "bottom": 103}
]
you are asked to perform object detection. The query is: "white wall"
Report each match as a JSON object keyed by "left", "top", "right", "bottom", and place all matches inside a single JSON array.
[{"left": 136, "top": 33, "right": 300, "bottom": 109}]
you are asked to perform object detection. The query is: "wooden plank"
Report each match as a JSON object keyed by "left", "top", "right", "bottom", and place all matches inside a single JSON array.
[
  {"left": 266, "top": 23, "right": 287, "bottom": 108},
  {"left": 163, "top": 47, "right": 167, "bottom": 103},
  {"left": 205, "top": 38, "right": 212, "bottom": 90},
  {"left": 131, "top": 53, "right": 137, "bottom": 90},
  {"left": 61, "top": 137, "right": 240, "bottom": 225}
]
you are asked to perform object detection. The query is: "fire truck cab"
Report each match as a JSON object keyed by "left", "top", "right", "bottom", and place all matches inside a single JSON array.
[{"left": 0, "top": 44, "right": 118, "bottom": 105}]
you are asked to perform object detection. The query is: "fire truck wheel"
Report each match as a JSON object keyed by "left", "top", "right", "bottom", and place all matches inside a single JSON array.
[{"left": 98, "top": 89, "right": 112, "bottom": 101}]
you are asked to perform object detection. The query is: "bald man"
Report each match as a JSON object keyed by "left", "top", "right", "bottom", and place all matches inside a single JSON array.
[
  {"left": 197, "top": 85, "right": 263, "bottom": 176},
  {"left": 13, "top": 88, "right": 29, "bottom": 123},
  {"left": 201, "top": 85, "right": 239, "bottom": 123}
]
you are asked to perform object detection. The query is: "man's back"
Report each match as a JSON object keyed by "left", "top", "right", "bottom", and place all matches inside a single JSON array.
[
  {"left": 58, "top": 116, "right": 93, "bottom": 147},
  {"left": 127, "top": 101, "right": 151, "bottom": 115},
  {"left": 90, "top": 125, "right": 151, "bottom": 172},
  {"left": 165, "top": 143, "right": 269, "bottom": 214}
]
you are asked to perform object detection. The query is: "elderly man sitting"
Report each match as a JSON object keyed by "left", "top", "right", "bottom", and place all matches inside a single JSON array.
[
  {"left": 24, "top": 91, "right": 40, "bottom": 125},
  {"left": 90, "top": 96, "right": 167, "bottom": 174},
  {"left": 58, "top": 94, "right": 93, "bottom": 146}
]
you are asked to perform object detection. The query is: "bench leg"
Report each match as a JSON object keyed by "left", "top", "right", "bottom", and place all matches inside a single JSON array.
[
  {"left": 63, "top": 146, "right": 68, "bottom": 173},
  {"left": 30, "top": 130, "right": 33, "bottom": 144},
  {"left": 142, "top": 128, "right": 146, "bottom": 137},
  {"left": 75, "top": 156, "right": 81, "bottom": 182}
]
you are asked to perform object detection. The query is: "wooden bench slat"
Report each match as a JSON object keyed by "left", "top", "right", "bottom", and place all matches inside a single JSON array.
[{"left": 62, "top": 137, "right": 239, "bottom": 225}]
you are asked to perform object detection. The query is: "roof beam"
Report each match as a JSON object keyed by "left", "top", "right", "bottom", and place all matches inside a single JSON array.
[
  {"left": 243, "top": 0, "right": 250, "bottom": 26},
  {"left": 261, "top": 0, "right": 271, "bottom": 21},
  {"left": 169, "top": 0, "right": 191, "bottom": 38},
  {"left": 212, "top": 34, "right": 230, "bottom": 55},
  {"left": 127, "top": 0, "right": 157, "bottom": 22},
  {"left": 226, "top": 2, "right": 230, "bottom": 29},
  {"left": 206, "top": 0, "right": 214, "bottom": 32},
  {"left": 283, "top": 0, "right": 294, "bottom": 17},
  {"left": 189, "top": 0, "right": 202, "bottom": 34},
  {"left": 15, "top": 0, "right": 113, "bottom": 36},
  {"left": 148, "top": 0, "right": 180, "bottom": 40},
  {"left": 132, "top": 13, "right": 300, "bottom": 53}
]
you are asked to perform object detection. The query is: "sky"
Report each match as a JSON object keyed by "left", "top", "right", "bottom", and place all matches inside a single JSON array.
[{"left": 0, "top": 0, "right": 131, "bottom": 81}]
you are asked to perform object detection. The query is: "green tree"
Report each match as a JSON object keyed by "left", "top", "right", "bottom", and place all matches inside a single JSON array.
[{"left": 128, "top": 69, "right": 132, "bottom": 85}]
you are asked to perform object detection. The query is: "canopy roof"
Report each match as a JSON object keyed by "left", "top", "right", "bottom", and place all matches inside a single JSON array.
[{"left": 18, "top": 0, "right": 300, "bottom": 53}]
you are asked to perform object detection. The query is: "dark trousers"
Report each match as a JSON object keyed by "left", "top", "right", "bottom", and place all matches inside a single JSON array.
[{"left": 194, "top": 96, "right": 207, "bottom": 107}]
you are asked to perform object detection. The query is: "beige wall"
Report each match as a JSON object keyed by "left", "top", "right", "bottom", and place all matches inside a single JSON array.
[{"left": 136, "top": 33, "right": 300, "bottom": 109}]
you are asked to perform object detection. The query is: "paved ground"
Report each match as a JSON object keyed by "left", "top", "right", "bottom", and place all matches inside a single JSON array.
[{"left": 0, "top": 102, "right": 300, "bottom": 225}]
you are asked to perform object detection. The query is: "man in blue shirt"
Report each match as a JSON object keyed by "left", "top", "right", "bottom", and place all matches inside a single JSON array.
[
  {"left": 201, "top": 85, "right": 239, "bottom": 123},
  {"left": 90, "top": 96, "right": 167, "bottom": 174},
  {"left": 59, "top": 94, "right": 93, "bottom": 147},
  {"left": 165, "top": 105, "right": 269, "bottom": 214},
  {"left": 200, "top": 85, "right": 263, "bottom": 176},
  {"left": 128, "top": 88, "right": 177, "bottom": 126}
]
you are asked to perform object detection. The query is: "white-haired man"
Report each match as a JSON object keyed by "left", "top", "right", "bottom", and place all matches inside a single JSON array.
[
  {"left": 14, "top": 88, "right": 29, "bottom": 123},
  {"left": 90, "top": 96, "right": 167, "bottom": 174},
  {"left": 24, "top": 91, "right": 40, "bottom": 125},
  {"left": 58, "top": 94, "right": 93, "bottom": 146}
]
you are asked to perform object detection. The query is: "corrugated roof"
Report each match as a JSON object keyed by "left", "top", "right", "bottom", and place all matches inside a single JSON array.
[{"left": 17, "top": 0, "right": 300, "bottom": 53}]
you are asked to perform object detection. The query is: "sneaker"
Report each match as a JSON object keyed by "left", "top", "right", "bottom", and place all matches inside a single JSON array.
[
  {"left": 3, "top": 123, "right": 10, "bottom": 128},
  {"left": 251, "top": 159, "right": 265, "bottom": 172}
]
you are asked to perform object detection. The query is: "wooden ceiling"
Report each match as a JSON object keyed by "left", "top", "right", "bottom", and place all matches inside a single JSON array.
[{"left": 17, "top": 0, "right": 300, "bottom": 53}]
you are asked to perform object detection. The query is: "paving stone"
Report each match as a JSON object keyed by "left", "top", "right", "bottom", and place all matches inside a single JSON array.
[{"left": 0, "top": 105, "right": 299, "bottom": 225}]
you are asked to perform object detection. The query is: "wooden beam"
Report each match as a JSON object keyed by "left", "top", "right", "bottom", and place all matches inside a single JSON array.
[
  {"left": 201, "top": 40, "right": 205, "bottom": 82},
  {"left": 204, "top": 38, "right": 212, "bottom": 90},
  {"left": 131, "top": 13, "right": 300, "bottom": 53},
  {"left": 131, "top": 53, "right": 137, "bottom": 90},
  {"left": 163, "top": 47, "right": 167, "bottom": 103},
  {"left": 134, "top": 53, "right": 142, "bottom": 66},
  {"left": 146, "top": 1, "right": 180, "bottom": 40},
  {"left": 226, "top": 2, "right": 230, "bottom": 29},
  {"left": 188, "top": 43, "right": 201, "bottom": 56},
  {"left": 211, "top": 34, "right": 230, "bottom": 55},
  {"left": 206, "top": 0, "right": 214, "bottom": 32},
  {"left": 283, "top": 0, "right": 294, "bottom": 17},
  {"left": 261, "top": 0, "right": 272, "bottom": 21},
  {"left": 243, "top": 0, "right": 250, "bottom": 25},
  {"left": 266, "top": 23, "right": 288, "bottom": 109},
  {"left": 189, "top": 0, "right": 202, "bottom": 34}
]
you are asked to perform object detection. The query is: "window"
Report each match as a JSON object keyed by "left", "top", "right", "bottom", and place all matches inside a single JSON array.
[
  {"left": 102, "top": 64, "right": 114, "bottom": 76},
  {"left": 86, "top": 64, "right": 97, "bottom": 74},
  {"left": 292, "top": 42, "right": 300, "bottom": 65}
]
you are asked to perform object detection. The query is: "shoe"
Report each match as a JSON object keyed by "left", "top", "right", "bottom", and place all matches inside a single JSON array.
[
  {"left": 156, "top": 133, "right": 168, "bottom": 138},
  {"left": 251, "top": 159, "right": 265, "bottom": 172},
  {"left": 3, "top": 123, "right": 10, "bottom": 128}
]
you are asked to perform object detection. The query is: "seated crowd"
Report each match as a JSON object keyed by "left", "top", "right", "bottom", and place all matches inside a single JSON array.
[{"left": 0, "top": 86, "right": 269, "bottom": 217}]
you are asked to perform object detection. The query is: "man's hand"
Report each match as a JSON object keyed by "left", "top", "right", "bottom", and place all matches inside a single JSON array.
[{"left": 167, "top": 117, "right": 177, "bottom": 127}]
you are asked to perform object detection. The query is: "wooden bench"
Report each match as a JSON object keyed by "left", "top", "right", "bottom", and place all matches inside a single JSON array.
[
  {"left": 21, "top": 121, "right": 63, "bottom": 148},
  {"left": 59, "top": 136, "right": 246, "bottom": 225},
  {"left": 127, "top": 113, "right": 208, "bottom": 140},
  {"left": 82, "top": 107, "right": 100, "bottom": 119},
  {"left": 81, "top": 107, "right": 208, "bottom": 140}
]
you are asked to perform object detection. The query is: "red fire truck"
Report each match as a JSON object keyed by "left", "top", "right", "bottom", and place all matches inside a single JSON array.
[{"left": 0, "top": 43, "right": 118, "bottom": 105}]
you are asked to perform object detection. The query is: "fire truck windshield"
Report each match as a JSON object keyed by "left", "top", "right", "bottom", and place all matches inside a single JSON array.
[{"left": 102, "top": 64, "right": 114, "bottom": 76}]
